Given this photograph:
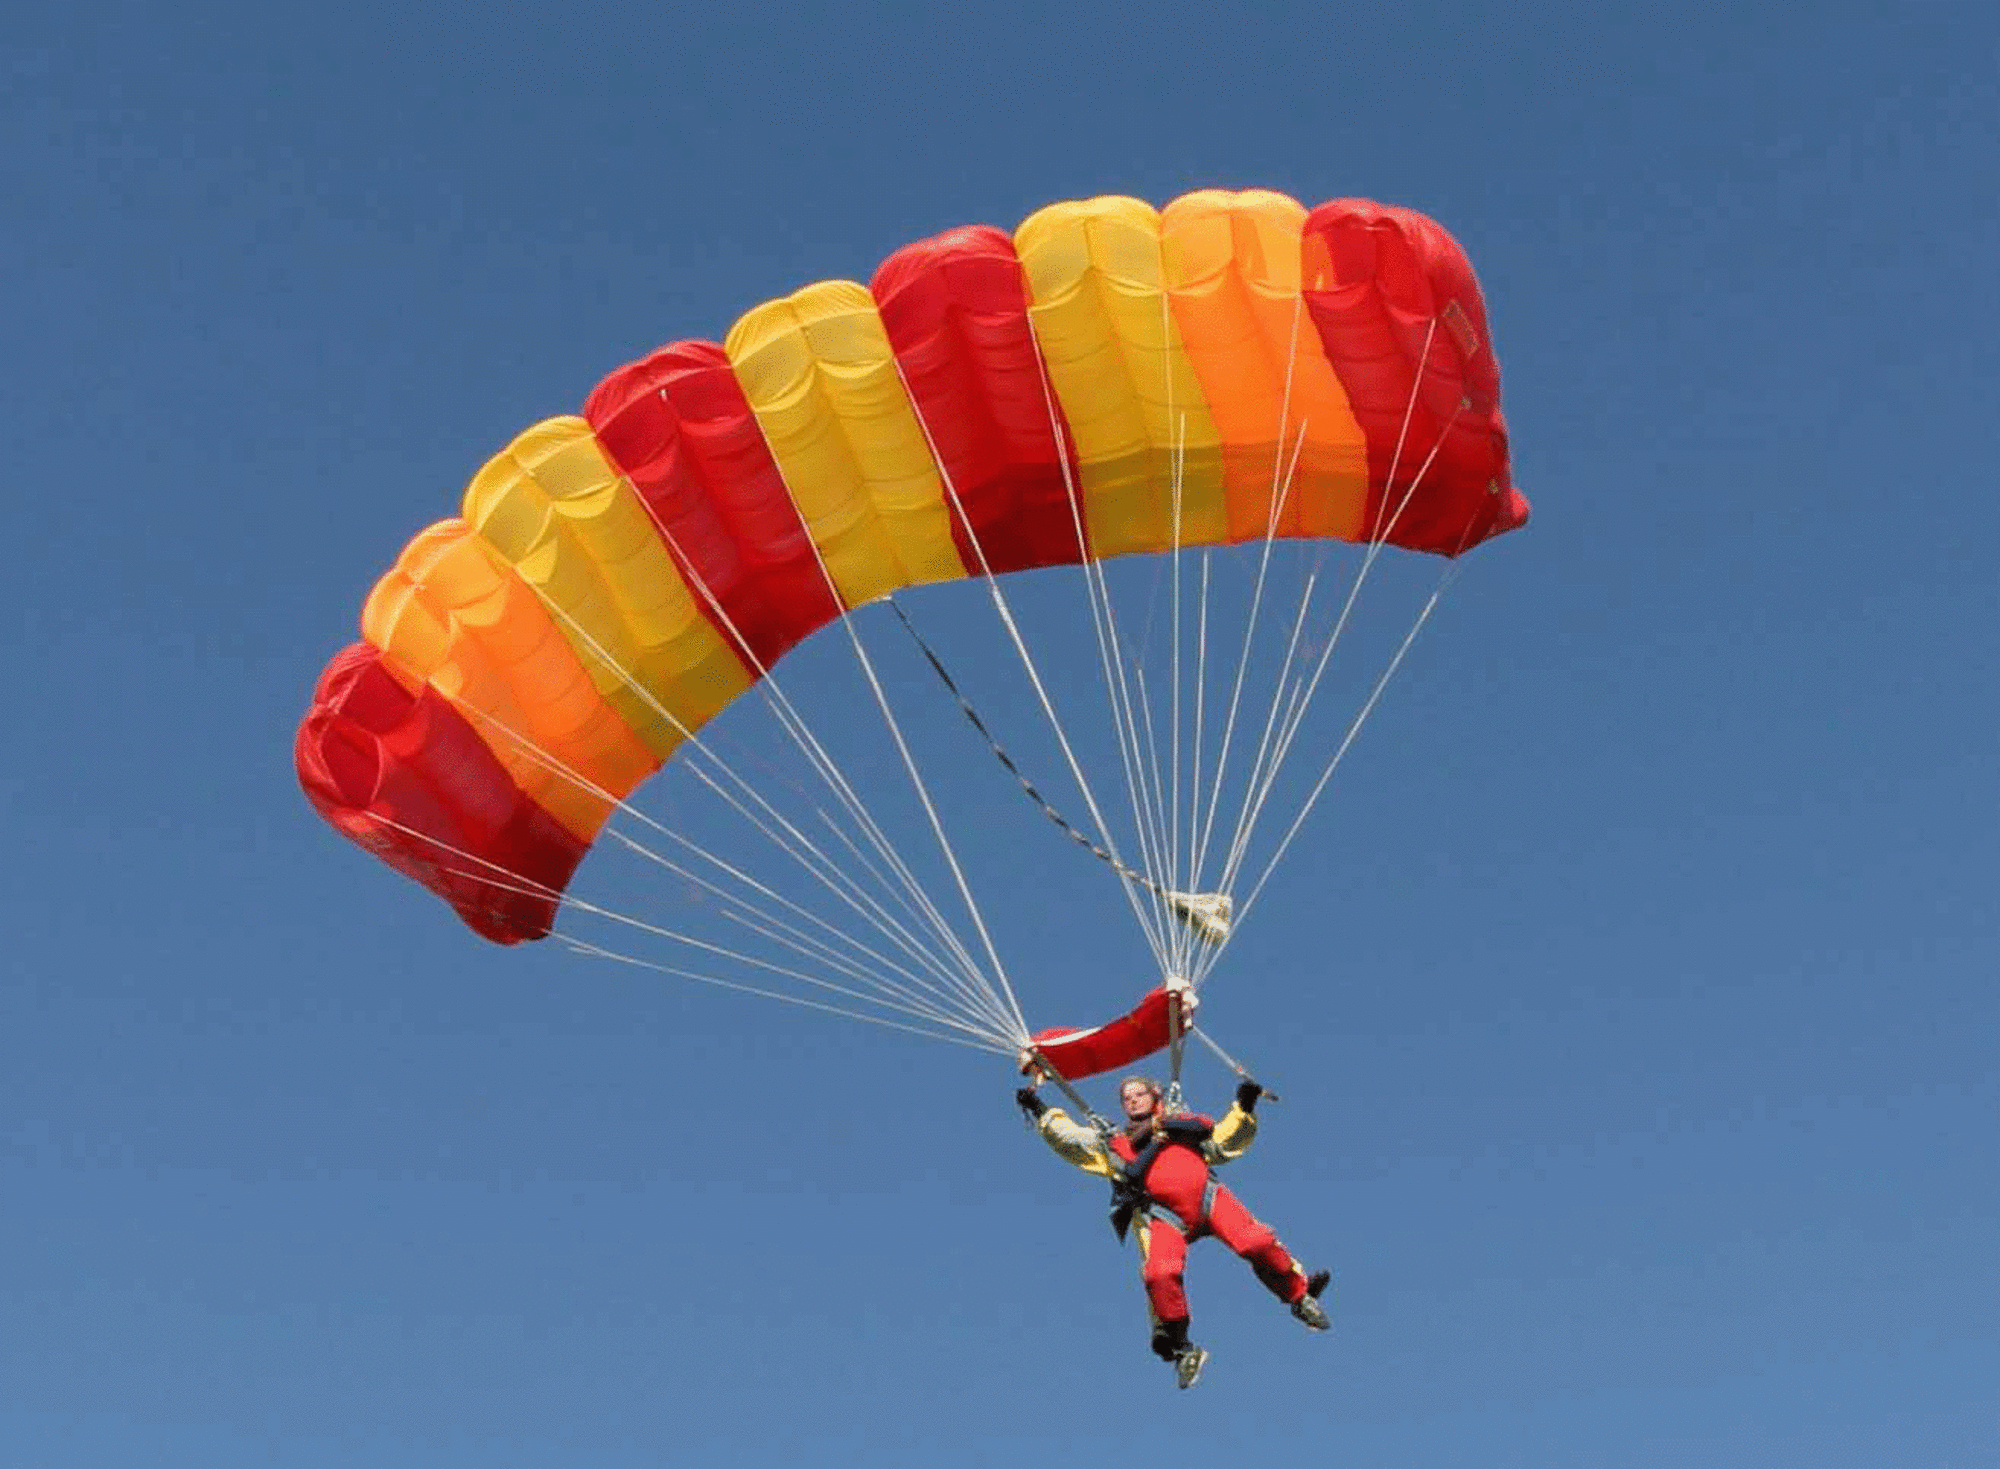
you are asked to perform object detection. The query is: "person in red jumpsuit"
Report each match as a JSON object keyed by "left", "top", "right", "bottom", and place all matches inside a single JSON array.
[{"left": 1016, "top": 1073, "right": 1330, "bottom": 1388}]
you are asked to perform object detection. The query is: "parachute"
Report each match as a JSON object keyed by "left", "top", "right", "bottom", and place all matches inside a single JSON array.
[{"left": 296, "top": 188, "right": 1525, "bottom": 1069}]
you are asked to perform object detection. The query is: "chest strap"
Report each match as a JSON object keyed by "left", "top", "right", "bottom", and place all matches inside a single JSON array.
[{"left": 1107, "top": 1116, "right": 1216, "bottom": 1241}]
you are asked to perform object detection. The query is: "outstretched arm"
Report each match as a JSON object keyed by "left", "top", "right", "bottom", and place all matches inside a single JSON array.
[
  {"left": 1203, "top": 1079, "right": 1264, "bottom": 1163},
  {"left": 1016, "top": 1088, "right": 1117, "bottom": 1179}
]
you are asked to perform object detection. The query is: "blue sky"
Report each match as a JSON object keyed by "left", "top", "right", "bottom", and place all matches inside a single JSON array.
[{"left": 7, "top": 2, "right": 1997, "bottom": 1465}]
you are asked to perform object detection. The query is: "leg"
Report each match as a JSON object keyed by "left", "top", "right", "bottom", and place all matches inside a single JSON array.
[
  {"left": 1136, "top": 1218, "right": 1210, "bottom": 1388},
  {"left": 1205, "top": 1186, "right": 1310, "bottom": 1304},
  {"left": 1136, "top": 1215, "right": 1193, "bottom": 1351}
]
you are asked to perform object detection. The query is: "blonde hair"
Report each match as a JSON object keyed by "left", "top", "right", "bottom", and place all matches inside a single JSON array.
[{"left": 1118, "top": 1075, "right": 1162, "bottom": 1099}]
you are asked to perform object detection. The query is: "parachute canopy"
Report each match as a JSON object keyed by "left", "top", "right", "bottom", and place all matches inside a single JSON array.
[{"left": 297, "top": 190, "right": 1526, "bottom": 944}]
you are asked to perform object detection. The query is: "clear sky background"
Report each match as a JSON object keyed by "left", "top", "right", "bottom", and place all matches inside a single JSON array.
[{"left": 7, "top": 2, "right": 1997, "bottom": 1465}]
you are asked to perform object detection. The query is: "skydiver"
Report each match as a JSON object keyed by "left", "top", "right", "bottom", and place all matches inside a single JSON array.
[{"left": 1015, "top": 1072, "right": 1330, "bottom": 1389}]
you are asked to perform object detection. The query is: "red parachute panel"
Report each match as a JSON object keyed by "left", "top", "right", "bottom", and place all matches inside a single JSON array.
[
  {"left": 1301, "top": 200, "right": 1528, "bottom": 555},
  {"left": 871, "top": 225, "right": 1090, "bottom": 576},
  {"left": 295, "top": 644, "right": 586, "bottom": 943},
  {"left": 586, "top": 342, "right": 842, "bottom": 672}
]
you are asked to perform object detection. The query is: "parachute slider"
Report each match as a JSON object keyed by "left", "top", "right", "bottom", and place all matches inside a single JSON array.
[{"left": 1163, "top": 890, "right": 1232, "bottom": 946}]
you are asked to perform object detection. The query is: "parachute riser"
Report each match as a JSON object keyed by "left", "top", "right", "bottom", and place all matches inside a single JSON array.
[
  {"left": 1020, "top": 1042, "right": 1118, "bottom": 1140},
  {"left": 1189, "top": 1023, "right": 1280, "bottom": 1105}
]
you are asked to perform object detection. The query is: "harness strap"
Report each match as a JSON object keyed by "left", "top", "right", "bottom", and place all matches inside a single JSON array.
[{"left": 1106, "top": 1116, "right": 1216, "bottom": 1240}]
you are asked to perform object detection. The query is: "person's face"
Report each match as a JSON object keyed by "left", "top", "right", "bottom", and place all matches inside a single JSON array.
[{"left": 1121, "top": 1083, "right": 1159, "bottom": 1122}]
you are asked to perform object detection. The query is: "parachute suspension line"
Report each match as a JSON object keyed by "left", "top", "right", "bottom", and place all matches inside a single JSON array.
[
  {"left": 409, "top": 686, "right": 1005, "bottom": 1039},
  {"left": 596, "top": 816, "right": 964, "bottom": 1024},
  {"left": 1022, "top": 318, "right": 1183, "bottom": 971},
  {"left": 884, "top": 598, "right": 1232, "bottom": 953},
  {"left": 1130, "top": 662, "right": 1176, "bottom": 919},
  {"left": 1180, "top": 421, "right": 1314, "bottom": 957},
  {"left": 1120, "top": 296, "right": 1176, "bottom": 944},
  {"left": 597, "top": 828, "right": 1020, "bottom": 1035},
  {"left": 1078, "top": 514, "right": 1179, "bottom": 963},
  {"left": 1178, "top": 549, "right": 1214, "bottom": 983},
  {"left": 773, "top": 476, "right": 1034, "bottom": 1047},
  {"left": 1191, "top": 323, "right": 1480, "bottom": 982},
  {"left": 533, "top": 877, "right": 1008, "bottom": 1044},
  {"left": 788, "top": 787, "right": 1033, "bottom": 1030},
  {"left": 557, "top": 936, "right": 1016, "bottom": 1054},
  {"left": 1148, "top": 295, "right": 1213, "bottom": 957},
  {"left": 885, "top": 601, "right": 1168, "bottom": 895},
  {"left": 1195, "top": 322, "right": 1444, "bottom": 926},
  {"left": 1225, "top": 563, "right": 1461, "bottom": 941},
  {"left": 506, "top": 591, "right": 949, "bottom": 999},
  {"left": 510, "top": 591, "right": 1022, "bottom": 1045},
  {"left": 1065, "top": 312, "right": 1195, "bottom": 960},
  {"left": 384, "top": 668, "right": 984, "bottom": 1032},
  {"left": 1081, "top": 286, "right": 1188, "bottom": 964},
  {"left": 577, "top": 738, "right": 1008, "bottom": 1027},
  {"left": 889, "top": 361, "right": 1169, "bottom": 968},
  {"left": 1211, "top": 394, "right": 1465, "bottom": 913},
  {"left": 829, "top": 610, "right": 1031, "bottom": 1041},
  {"left": 1207, "top": 558, "right": 1325, "bottom": 902},
  {"left": 669, "top": 655, "right": 1016, "bottom": 1040},
  {"left": 1176, "top": 293, "right": 1309, "bottom": 970},
  {"left": 364, "top": 812, "right": 1016, "bottom": 1048},
  {"left": 625, "top": 638, "right": 1015, "bottom": 1032},
  {"left": 1147, "top": 402, "right": 1203, "bottom": 982},
  {"left": 1167, "top": 410, "right": 1188, "bottom": 970},
  {"left": 622, "top": 472, "right": 1031, "bottom": 1043},
  {"left": 1062, "top": 303, "right": 1201, "bottom": 962},
  {"left": 605, "top": 758, "right": 997, "bottom": 1036},
  {"left": 1191, "top": 327, "right": 1329, "bottom": 921},
  {"left": 1221, "top": 432, "right": 1489, "bottom": 929}
]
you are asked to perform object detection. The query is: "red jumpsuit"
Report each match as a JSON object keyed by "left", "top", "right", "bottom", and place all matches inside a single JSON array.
[{"left": 1034, "top": 1101, "right": 1313, "bottom": 1346}]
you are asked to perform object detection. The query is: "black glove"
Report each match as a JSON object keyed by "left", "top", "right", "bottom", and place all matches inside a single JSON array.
[
  {"left": 1235, "top": 1079, "right": 1264, "bottom": 1113},
  {"left": 1016, "top": 1086, "right": 1048, "bottom": 1119}
]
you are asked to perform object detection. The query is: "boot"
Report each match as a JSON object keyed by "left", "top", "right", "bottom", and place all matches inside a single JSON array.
[
  {"left": 1291, "top": 1269, "right": 1332, "bottom": 1331},
  {"left": 1174, "top": 1343, "right": 1210, "bottom": 1389}
]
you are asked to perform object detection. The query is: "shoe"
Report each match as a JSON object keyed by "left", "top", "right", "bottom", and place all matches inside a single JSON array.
[
  {"left": 1292, "top": 1270, "right": 1332, "bottom": 1330},
  {"left": 1174, "top": 1344, "right": 1210, "bottom": 1389}
]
